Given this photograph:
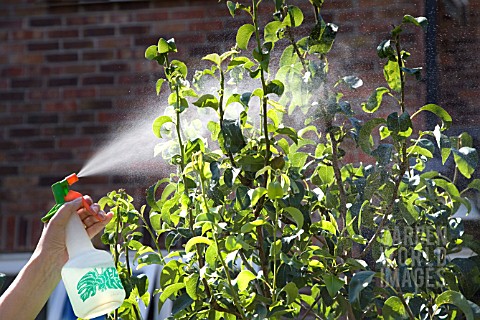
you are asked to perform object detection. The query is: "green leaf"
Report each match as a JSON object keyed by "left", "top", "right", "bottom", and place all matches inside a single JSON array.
[
  {"left": 377, "top": 39, "right": 396, "bottom": 60},
  {"left": 320, "top": 220, "right": 337, "bottom": 235},
  {"left": 193, "top": 94, "right": 219, "bottom": 111},
  {"left": 323, "top": 274, "right": 344, "bottom": 297},
  {"left": 222, "top": 119, "right": 246, "bottom": 154},
  {"left": 402, "top": 15, "right": 428, "bottom": 30},
  {"left": 435, "top": 290, "right": 474, "bottom": 320},
  {"left": 361, "top": 87, "right": 389, "bottom": 113},
  {"left": 251, "top": 187, "right": 267, "bottom": 206},
  {"left": 236, "top": 24, "right": 255, "bottom": 50},
  {"left": 402, "top": 67, "right": 422, "bottom": 80},
  {"left": 283, "top": 5, "right": 304, "bottom": 27},
  {"left": 415, "top": 104, "right": 452, "bottom": 130},
  {"left": 157, "top": 38, "right": 176, "bottom": 54},
  {"left": 359, "top": 118, "right": 386, "bottom": 153},
  {"left": 185, "top": 273, "right": 199, "bottom": 300},
  {"left": 170, "top": 59, "right": 187, "bottom": 77},
  {"left": 241, "top": 219, "right": 266, "bottom": 233},
  {"left": 145, "top": 45, "right": 158, "bottom": 60},
  {"left": 279, "top": 45, "right": 297, "bottom": 67},
  {"left": 283, "top": 207, "right": 304, "bottom": 229},
  {"left": 202, "top": 53, "right": 221, "bottom": 66},
  {"left": 383, "top": 296, "right": 408, "bottom": 320},
  {"left": 158, "top": 38, "right": 170, "bottom": 54},
  {"left": 348, "top": 271, "right": 375, "bottom": 305},
  {"left": 316, "top": 165, "right": 334, "bottom": 185},
  {"left": 468, "top": 179, "right": 480, "bottom": 192},
  {"left": 339, "top": 75, "right": 363, "bottom": 89},
  {"left": 171, "top": 292, "right": 194, "bottom": 315},
  {"left": 264, "top": 21, "right": 283, "bottom": 43},
  {"left": 384, "top": 59, "right": 401, "bottom": 92},
  {"left": 226, "top": 1, "right": 236, "bottom": 17},
  {"left": 276, "top": 125, "right": 298, "bottom": 144},
  {"left": 184, "top": 236, "right": 212, "bottom": 253},
  {"left": 205, "top": 241, "right": 218, "bottom": 267},
  {"left": 155, "top": 78, "right": 165, "bottom": 95},
  {"left": 152, "top": 116, "right": 173, "bottom": 139},
  {"left": 453, "top": 147, "right": 478, "bottom": 179},
  {"left": 280, "top": 282, "right": 299, "bottom": 304},
  {"left": 308, "top": 23, "right": 338, "bottom": 54},
  {"left": 235, "top": 270, "right": 256, "bottom": 291},
  {"left": 265, "top": 80, "right": 285, "bottom": 96}
]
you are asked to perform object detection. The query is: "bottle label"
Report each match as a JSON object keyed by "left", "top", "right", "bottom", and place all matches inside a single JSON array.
[{"left": 76, "top": 267, "right": 123, "bottom": 302}]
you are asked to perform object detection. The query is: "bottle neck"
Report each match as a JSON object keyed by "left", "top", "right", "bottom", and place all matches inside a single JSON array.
[{"left": 65, "top": 213, "right": 95, "bottom": 258}]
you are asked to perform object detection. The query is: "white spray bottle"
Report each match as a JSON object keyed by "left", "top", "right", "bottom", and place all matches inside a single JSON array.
[{"left": 42, "top": 173, "right": 125, "bottom": 319}]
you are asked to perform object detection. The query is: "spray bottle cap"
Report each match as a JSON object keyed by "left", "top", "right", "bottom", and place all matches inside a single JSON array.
[{"left": 42, "top": 173, "right": 99, "bottom": 223}]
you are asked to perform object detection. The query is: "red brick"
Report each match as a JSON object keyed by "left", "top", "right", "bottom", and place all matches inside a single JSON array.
[
  {"left": 82, "top": 50, "right": 115, "bottom": 60},
  {"left": 24, "top": 139, "right": 55, "bottom": 149},
  {"left": 189, "top": 21, "right": 223, "bottom": 31},
  {"left": 10, "top": 30, "right": 44, "bottom": 40},
  {"left": 62, "top": 112, "right": 95, "bottom": 123},
  {"left": 0, "top": 115, "right": 23, "bottom": 126},
  {"left": 5, "top": 216, "right": 16, "bottom": 251},
  {"left": 66, "top": 16, "right": 102, "bottom": 25},
  {"left": 63, "top": 87, "right": 96, "bottom": 99},
  {"left": 40, "top": 151, "right": 74, "bottom": 161},
  {"left": 136, "top": 11, "right": 168, "bottom": 21},
  {"left": 46, "top": 53, "right": 78, "bottom": 63},
  {"left": 58, "top": 137, "right": 93, "bottom": 148},
  {"left": 48, "top": 29, "right": 79, "bottom": 38},
  {"left": 44, "top": 101, "right": 77, "bottom": 112},
  {"left": 0, "top": 91, "right": 24, "bottom": 101},
  {"left": 83, "top": 27, "right": 115, "bottom": 37},
  {"left": 48, "top": 77, "right": 78, "bottom": 87},
  {"left": 29, "top": 17, "right": 62, "bottom": 27},
  {"left": 41, "top": 126, "right": 76, "bottom": 136},
  {"left": 100, "top": 63, "right": 129, "bottom": 72},
  {"left": 29, "top": 88, "right": 60, "bottom": 100},
  {"left": 170, "top": 8, "right": 205, "bottom": 20},
  {"left": 119, "top": 25, "right": 150, "bottom": 35},
  {"left": 62, "top": 65, "right": 96, "bottom": 74},
  {"left": 63, "top": 40, "right": 94, "bottom": 49},
  {"left": 27, "top": 42, "right": 59, "bottom": 51},
  {"left": 27, "top": 114, "right": 59, "bottom": 124},
  {"left": 82, "top": 75, "right": 114, "bottom": 85},
  {"left": 118, "top": 1, "right": 149, "bottom": 10},
  {"left": 11, "top": 78, "right": 43, "bottom": 88},
  {"left": 1, "top": 67, "right": 24, "bottom": 77}
]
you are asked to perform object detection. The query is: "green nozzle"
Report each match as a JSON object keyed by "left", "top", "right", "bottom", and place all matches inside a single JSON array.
[{"left": 41, "top": 173, "right": 79, "bottom": 223}]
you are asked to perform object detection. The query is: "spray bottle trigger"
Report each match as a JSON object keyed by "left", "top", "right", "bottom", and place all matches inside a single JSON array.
[{"left": 64, "top": 190, "right": 101, "bottom": 221}]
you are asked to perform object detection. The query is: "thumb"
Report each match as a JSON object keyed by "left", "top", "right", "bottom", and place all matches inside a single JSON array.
[{"left": 50, "top": 197, "right": 84, "bottom": 226}]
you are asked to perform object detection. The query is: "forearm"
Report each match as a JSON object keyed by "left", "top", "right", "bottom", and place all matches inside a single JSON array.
[{"left": 0, "top": 248, "right": 63, "bottom": 320}]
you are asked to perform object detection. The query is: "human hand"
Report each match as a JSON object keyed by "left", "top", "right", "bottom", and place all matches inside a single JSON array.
[{"left": 36, "top": 196, "right": 113, "bottom": 270}]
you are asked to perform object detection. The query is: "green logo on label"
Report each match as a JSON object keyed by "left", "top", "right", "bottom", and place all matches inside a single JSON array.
[{"left": 77, "top": 267, "right": 123, "bottom": 302}]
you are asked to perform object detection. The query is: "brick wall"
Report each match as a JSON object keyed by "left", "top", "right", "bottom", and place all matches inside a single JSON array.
[{"left": 1, "top": 0, "right": 474, "bottom": 252}]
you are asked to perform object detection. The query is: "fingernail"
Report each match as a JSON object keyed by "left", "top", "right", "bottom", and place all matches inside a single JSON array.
[
  {"left": 97, "top": 210, "right": 106, "bottom": 220},
  {"left": 91, "top": 204, "right": 100, "bottom": 213}
]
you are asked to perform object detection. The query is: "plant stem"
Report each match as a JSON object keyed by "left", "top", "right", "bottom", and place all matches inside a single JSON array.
[
  {"left": 395, "top": 34, "right": 405, "bottom": 114},
  {"left": 271, "top": 199, "right": 279, "bottom": 302},
  {"left": 359, "top": 32, "right": 410, "bottom": 260},
  {"left": 252, "top": 0, "right": 271, "bottom": 167},
  {"left": 251, "top": 0, "right": 272, "bottom": 301},
  {"left": 285, "top": 25, "right": 307, "bottom": 72},
  {"left": 212, "top": 228, "right": 247, "bottom": 320},
  {"left": 328, "top": 128, "right": 347, "bottom": 231},
  {"left": 378, "top": 277, "right": 415, "bottom": 320},
  {"left": 137, "top": 213, "right": 164, "bottom": 263}
]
